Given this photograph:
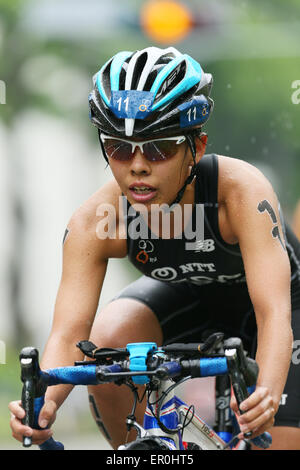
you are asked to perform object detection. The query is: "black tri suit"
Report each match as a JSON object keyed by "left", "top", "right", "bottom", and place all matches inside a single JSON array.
[{"left": 112, "top": 154, "right": 300, "bottom": 428}]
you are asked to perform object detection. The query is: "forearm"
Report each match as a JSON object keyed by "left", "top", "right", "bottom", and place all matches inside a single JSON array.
[
  {"left": 255, "top": 311, "right": 293, "bottom": 409},
  {"left": 40, "top": 331, "right": 86, "bottom": 410}
]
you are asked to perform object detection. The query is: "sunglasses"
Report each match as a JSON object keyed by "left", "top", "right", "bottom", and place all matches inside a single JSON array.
[{"left": 100, "top": 133, "right": 186, "bottom": 162}]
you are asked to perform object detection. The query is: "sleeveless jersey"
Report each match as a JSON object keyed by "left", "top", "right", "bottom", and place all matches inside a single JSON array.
[{"left": 123, "top": 154, "right": 300, "bottom": 308}]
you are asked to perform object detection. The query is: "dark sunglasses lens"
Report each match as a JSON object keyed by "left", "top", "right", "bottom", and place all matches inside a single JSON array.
[
  {"left": 143, "top": 140, "right": 180, "bottom": 161},
  {"left": 103, "top": 139, "right": 132, "bottom": 161}
]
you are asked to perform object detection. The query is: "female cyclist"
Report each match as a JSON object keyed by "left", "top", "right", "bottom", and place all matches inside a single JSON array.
[{"left": 9, "top": 46, "right": 300, "bottom": 450}]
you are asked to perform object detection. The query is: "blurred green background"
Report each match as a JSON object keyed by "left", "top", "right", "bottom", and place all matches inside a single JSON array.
[{"left": 1, "top": 0, "right": 300, "bottom": 449}]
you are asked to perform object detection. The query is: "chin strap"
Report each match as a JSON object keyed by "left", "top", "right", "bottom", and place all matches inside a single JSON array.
[{"left": 166, "top": 133, "right": 198, "bottom": 209}]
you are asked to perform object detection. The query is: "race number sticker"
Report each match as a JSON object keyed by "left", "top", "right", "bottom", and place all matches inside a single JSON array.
[
  {"left": 110, "top": 90, "right": 154, "bottom": 119},
  {"left": 178, "top": 96, "right": 211, "bottom": 128}
]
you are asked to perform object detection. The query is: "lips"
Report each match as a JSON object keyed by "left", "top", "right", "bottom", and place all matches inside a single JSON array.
[
  {"left": 131, "top": 186, "right": 153, "bottom": 193},
  {"left": 129, "top": 182, "right": 157, "bottom": 202},
  {"left": 129, "top": 182, "right": 156, "bottom": 191}
]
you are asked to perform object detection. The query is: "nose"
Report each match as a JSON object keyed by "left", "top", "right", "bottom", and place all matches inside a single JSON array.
[{"left": 129, "top": 148, "right": 151, "bottom": 176}]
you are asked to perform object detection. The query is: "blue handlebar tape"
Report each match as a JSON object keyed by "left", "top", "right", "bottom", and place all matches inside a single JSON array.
[{"left": 33, "top": 396, "right": 64, "bottom": 450}]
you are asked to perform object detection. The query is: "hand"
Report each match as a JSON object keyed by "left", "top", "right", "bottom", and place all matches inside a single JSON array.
[
  {"left": 9, "top": 399, "right": 57, "bottom": 446},
  {"left": 230, "top": 386, "right": 276, "bottom": 439}
]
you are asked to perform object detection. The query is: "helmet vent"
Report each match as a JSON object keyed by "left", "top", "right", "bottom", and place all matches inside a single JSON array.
[
  {"left": 141, "top": 54, "right": 175, "bottom": 91},
  {"left": 101, "top": 59, "right": 113, "bottom": 102},
  {"left": 119, "top": 66, "right": 126, "bottom": 91},
  {"left": 131, "top": 52, "right": 148, "bottom": 90},
  {"left": 155, "top": 53, "right": 176, "bottom": 65},
  {"left": 154, "top": 61, "right": 186, "bottom": 103},
  {"left": 143, "top": 66, "right": 161, "bottom": 91}
]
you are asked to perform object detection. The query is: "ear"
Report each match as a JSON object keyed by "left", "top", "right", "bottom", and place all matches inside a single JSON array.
[{"left": 195, "top": 133, "right": 208, "bottom": 162}]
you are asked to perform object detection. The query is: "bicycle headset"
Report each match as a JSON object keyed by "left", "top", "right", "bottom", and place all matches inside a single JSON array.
[{"left": 88, "top": 46, "right": 214, "bottom": 205}]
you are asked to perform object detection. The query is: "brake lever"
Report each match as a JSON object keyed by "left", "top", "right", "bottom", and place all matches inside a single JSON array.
[
  {"left": 225, "top": 348, "right": 252, "bottom": 439},
  {"left": 20, "top": 347, "right": 47, "bottom": 447}
]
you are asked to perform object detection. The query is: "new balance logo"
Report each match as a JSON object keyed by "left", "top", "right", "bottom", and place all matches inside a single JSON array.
[{"left": 194, "top": 239, "right": 215, "bottom": 252}]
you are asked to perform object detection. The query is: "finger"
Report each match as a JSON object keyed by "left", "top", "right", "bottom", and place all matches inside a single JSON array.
[
  {"left": 238, "top": 406, "right": 275, "bottom": 436},
  {"left": 9, "top": 400, "right": 55, "bottom": 444},
  {"left": 10, "top": 416, "right": 33, "bottom": 443},
  {"left": 30, "top": 428, "right": 54, "bottom": 445},
  {"left": 11, "top": 416, "right": 53, "bottom": 446},
  {"left": 239, "top": 387, "right": 269, "bottom": 412},
  {"left": 238, "top": 395, "right": 274, "bottom": 426},
  {"left": 249, "top": 417, "right": 275, "bottom": 439},
  {"left": 8, "top": 401, "right": 25, "bottom": 420},
  {"left": 230, "top": 395, "right": 239, "bottom": 413},
  {"left": 237, "top": 419, "right": 273, "bottom": 440},
  {"left": 11, "top": 421, "right": 54, "bottom": 446},
  {"left": 237, "top": 416, "right": 274, "bottom": 441},
  {"left": 38, "top": 401, "right": 57, "bottom": 428}
]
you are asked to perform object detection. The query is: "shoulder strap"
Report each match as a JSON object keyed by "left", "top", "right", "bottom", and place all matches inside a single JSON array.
[{"left": 194, "top": 154, "right": 219, "bottom": 205}]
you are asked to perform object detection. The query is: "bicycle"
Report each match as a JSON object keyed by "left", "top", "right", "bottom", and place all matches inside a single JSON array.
[{"left": 19, "top": 332, "right": 272, "bottom": 450}]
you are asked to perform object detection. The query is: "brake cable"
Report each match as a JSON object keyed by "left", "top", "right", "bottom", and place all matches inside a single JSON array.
[{"left": 147, "top": 376, "right": 194, "bottom": 435}]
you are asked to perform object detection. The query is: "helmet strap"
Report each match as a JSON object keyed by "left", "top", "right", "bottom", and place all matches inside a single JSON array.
[{"left": 167, "top": 132, "right": 198, "bottom": 208}]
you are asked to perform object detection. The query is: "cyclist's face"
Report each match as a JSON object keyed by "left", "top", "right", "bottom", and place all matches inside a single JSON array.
[{"left": 109, "top": 135, "right": 207, "bottom": 208}]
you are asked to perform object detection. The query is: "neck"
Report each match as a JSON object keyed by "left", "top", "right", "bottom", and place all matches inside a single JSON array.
[{"left": 145, "top": 178, "right": 196, "bottom": 239}]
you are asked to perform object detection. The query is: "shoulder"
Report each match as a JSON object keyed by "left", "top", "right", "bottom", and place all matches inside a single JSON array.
[
  {"left": 69, "top": 179, "right": 122, "bottom": 230},
  {"left": 217, "top": 154, "right": 275, "bottom": 204},
  {"left": 216, "top": 155, "right": 282, "bottom": 245},
  {"left": 65, "top": 179, "right": 126, "bottom": 258}
]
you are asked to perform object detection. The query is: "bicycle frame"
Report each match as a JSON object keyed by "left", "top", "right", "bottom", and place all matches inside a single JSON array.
[
  {"left": 119, "top": 378, "right": 255, "bottom": 451},
  {"left": 123, "top": 370, "right": 265, "bottom": 451},
  {"left": 142, "top": 378, "right": 226, "bottom": 450},
  {"left": 118, "top": 374, "right": 236, "bottom": 450}
]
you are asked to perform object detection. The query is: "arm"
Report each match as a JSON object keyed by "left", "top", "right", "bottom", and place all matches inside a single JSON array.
[
  {"left": 39, "top": 214, "right": 108, "bottom": 409},
  {"left": 9, "top": 183, "right": 125, "bottom": 444},
  {"left": 225, "top": 164, "right": 293, "bottom": 436}
]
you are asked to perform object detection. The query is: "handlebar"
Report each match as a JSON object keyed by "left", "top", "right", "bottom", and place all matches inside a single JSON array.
[{"left": 19, "top": 335, "right": 271, "bottom": 450}]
